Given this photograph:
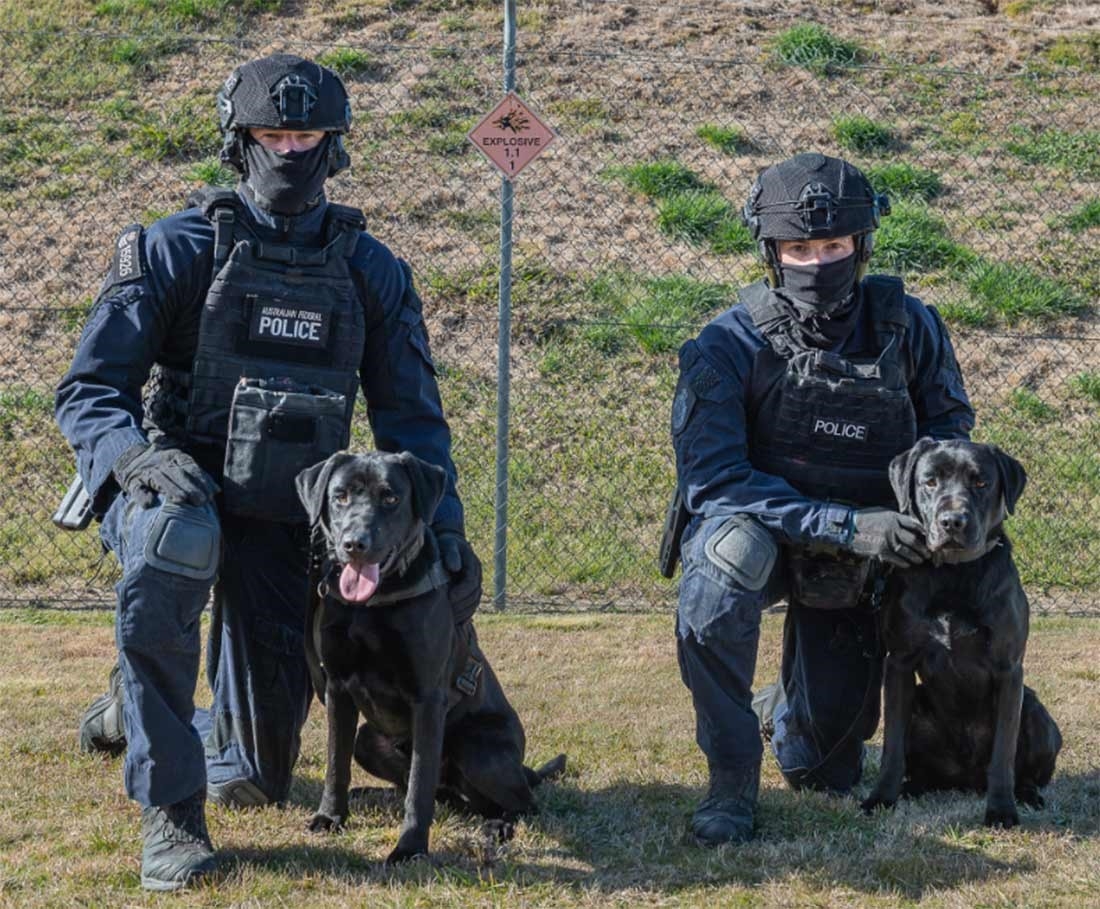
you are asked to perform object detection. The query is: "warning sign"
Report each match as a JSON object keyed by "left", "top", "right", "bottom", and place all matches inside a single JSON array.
[{"left": 467, "top": 92, "right": 556, "bottom": 180}]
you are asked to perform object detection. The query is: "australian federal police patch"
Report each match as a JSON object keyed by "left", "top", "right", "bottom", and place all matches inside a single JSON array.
[
  {"left": 248, "top": 299, "right": 331, "bottom": 349},
  {"left": 105, "top": 224, "right": 144, "bottom": 289}
]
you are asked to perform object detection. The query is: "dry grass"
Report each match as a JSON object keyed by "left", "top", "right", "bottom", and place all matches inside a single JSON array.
[{"left": 1, "top": 607, "right": 1098, "bottom": 907}]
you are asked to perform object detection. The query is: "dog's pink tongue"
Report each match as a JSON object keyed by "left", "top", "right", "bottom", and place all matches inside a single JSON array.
[{"left": 339, "top": 562, "right": 380, "bottom": 603}]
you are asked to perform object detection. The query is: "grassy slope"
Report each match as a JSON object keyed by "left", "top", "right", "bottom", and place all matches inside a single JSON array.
[
  {"left": 1, "top": 0, "right": 1098, "bottom": 607},
  {"left": 0, "top": 608, "right": 1097, "bottom": 907}
]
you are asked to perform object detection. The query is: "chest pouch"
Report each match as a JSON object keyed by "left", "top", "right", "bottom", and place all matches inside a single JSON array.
[
  {"left": 786, "top": 549, "right": 870, "bottom": 610},
  {"left": 222, "top": 377, "right": 349, "bottom": 523}
]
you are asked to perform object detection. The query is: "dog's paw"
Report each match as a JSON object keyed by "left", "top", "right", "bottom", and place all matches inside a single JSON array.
[
  {"left": 983, "top": 804, "right": 1020, "bottom": 829},
  {"left": 385, "top": 843, "right": 429, "bottom": 866},
  {"left": 482, "top": 818, "right": 516, "bottom": 844},
  {"left": 860, "top": 794, "right": 896, "bottom": 815},
  {"left": 308, "top": 812, "right": 345, "bottom": 834},
  {"left": 1016, "top": 786, "right": 1045, "bottom": 810}
]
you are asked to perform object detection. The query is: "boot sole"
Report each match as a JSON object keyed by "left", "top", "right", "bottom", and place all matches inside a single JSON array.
[{"left": 140, "top": 856, "right": 217, "bottom": 891}]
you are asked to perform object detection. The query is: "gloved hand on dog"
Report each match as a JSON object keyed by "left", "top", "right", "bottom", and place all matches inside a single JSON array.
[
  {"left": 846, "top": 507, "right": 930, "bottom": 567},
  {"left": 113, "top": 442, "right": 219, "bottom": 508},
  {"left": 436, "top": 530, "right": 483, "bottom": 623}
]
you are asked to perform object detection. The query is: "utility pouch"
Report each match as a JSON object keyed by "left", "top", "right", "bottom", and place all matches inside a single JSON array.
[
  {"left": 787, "top": 549, "right": 870, "bottom": 610},
  {"left": 222, "top": 378, "right": 348, "bottom": 523},
  {"left": 52, "top": 473, "right": 93, "bottom": 531},
  {"left": 658, "top": 487, "right": 690, "bottom": 579}
]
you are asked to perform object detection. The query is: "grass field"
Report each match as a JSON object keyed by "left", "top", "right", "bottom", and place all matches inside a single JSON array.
[{"left": 2, "top": 607, "right": 1098, "bottom": 907}]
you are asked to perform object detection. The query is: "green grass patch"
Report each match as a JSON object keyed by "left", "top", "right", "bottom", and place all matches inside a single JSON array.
[
  {"left": 186, "top": 158, "right": 236, "bottom": 187},
  {"left": 128, "top": 93, "right": 221, "bottom": 162},
  {"left": 606, "top": 159, "right": 705, "bottom": 199},
  {"left": 1060, "top": 199, "right": 1100, "bottom": 233},
  {"left": 863, "top": 162, "right": 942, "bottom": 201},
  {"left": 1070, "top": 372, "right": 1100, "bottom": 405},
  {"left": 1008, "top": 388, "right": 1057, "bottom": 423},
  {"left": 609, "top": 160, "right": 752, "bottom": 255},
  {"left": 316, "top": 47, "right": 377, "bottom": 80},
  {"left": 1043, "top": 33, "right": 1100, "bottom": 71},
  {"left": 872, "top": 200, "right": 973, "bottom": 274},
  {"left": 773, "top": 24, "right": 863, "bottom": 71},
  {"left": 695, "top": 123, "right": 748, "bottom": 155},
  {"left": 961, "top": 259, "right": 1088, "bottom": 323},
  {"left": 1005, "top": 126, "right": 1100, "bottom": 177},
  {"left": 831, "top": 115, "right": 895, "bottom": 154},
  {"left": 583, "top": 272, "right": 731, "bottom": 355}
]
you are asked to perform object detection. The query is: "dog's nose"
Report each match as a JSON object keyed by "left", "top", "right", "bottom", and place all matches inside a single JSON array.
[
  {"left": 938, "top": 510, "right": 968, "bottom": 534},
  {"left": 342, "top": 534, "right": 370, "bottom": 554}
]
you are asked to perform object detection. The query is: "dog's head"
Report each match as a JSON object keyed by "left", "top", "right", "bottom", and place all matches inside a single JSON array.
[
  {"left": 295, "top": 451, "right": 447, "bottom": 603},
  {"left": 888, "top": 437, "right": 1026, "bottom": 559}
]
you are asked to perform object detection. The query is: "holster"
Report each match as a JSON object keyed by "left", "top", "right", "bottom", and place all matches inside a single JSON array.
[
  {"left": 658, "top": 487, "right": 690, "bottom": 579},
  {"left": 52, "top": 473, "right": 93, "bottom": 531}
]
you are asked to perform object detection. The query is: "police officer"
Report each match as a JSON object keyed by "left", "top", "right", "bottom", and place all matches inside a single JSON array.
[
  {"left": 55, "top": 54, "right": 481, "bottom": 890},
  {"left": 667, "top": 152, "right": 974, "bottom": 846}
]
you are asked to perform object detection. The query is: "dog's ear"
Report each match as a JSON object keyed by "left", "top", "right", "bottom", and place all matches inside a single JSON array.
[
  {"left": 889, "top": 436, "right": 938, "bottom": 515},
  {"left": 989, "top": 444, "right": 1027, "bottom": 515},
  {"left": 295, "top": 452, "right": 353, "bottom": 527},
  {"left": 396, "top": 451, "right": 447, "bottom": 524}
]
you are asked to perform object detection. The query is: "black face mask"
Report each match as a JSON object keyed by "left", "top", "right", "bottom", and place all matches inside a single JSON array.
[
  {"left": 777, "top": 252, "right": 859, "bottom": 312},
  {"left": 243, "top": 134, "right": 330, "bottom": 215}
]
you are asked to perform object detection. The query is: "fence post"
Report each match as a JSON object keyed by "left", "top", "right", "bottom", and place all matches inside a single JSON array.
[{"left": 492, "top": 0, "right": 517, "bottom": 610}]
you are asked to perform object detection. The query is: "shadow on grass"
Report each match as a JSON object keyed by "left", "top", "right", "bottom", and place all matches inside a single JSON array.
[{"left": 243, "top": 776, "right": 1059, "bottom": 899}]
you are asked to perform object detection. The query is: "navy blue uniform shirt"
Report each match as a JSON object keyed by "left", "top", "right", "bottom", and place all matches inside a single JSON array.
[
  {"left": 55, "top": 190, "right": 465, "bottom": 532},
  {"left": 673, "top": 283, "right": 974, "bottom": 546}
]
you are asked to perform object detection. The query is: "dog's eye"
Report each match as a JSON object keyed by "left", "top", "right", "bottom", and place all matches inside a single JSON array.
[
  {"left": 381, "top": 494, "right": 399, "bottom": 508},
  {"left": 924, "top": 477, "right": 938, "bottom": 488},
  {"left": 333, "top": 490, "right": 350, "bottom": 506},
  {"left": 974, "top": 479, "right": 988, "bottom": 489}
]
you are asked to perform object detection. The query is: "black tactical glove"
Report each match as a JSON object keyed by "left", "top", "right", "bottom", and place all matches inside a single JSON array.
[
  {"left": 436, "top": 530, "right": 483, "bottom": 624},
  {"left": 113, "top": 443, "right": 219, "bottom": 509},
  {"left": 846, "top": 507, "right": 930, "bottom": 567}
]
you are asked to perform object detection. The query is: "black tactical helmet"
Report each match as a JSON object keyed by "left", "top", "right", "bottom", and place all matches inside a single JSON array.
[
  {"left": 217, "top": 53, "right": 352, "bottom": 177},
  {"left": 742, "top": 152, "right": 889, "bottom": 282}
]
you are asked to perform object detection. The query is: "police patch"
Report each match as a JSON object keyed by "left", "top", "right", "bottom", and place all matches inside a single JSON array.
[
  {"left": 812, "top": 417, "right": 869, "bottom": 442},
  {"left": 249, "top": 299, "right": 331, "bottom": 349},
  {"left": 105, "top": 224, "right": 144, "bottom": 289}
]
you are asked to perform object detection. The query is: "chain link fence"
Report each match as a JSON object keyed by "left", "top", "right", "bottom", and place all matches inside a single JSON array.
[{"left": 1, "top": 6, "right": 1098, "bottom": 612}]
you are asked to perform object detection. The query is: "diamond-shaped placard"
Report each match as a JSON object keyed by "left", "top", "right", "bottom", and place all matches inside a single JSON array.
[{"left": 467, "top": 91, "right": 556, "bottom": 180}]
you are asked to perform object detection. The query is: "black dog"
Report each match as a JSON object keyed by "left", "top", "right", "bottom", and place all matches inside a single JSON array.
[
  {"left": 862, "top": 438, "right": 1061, "bottom": 827},
  {"left": 295, "top": 451, "right": 565, "bottom": 864}
]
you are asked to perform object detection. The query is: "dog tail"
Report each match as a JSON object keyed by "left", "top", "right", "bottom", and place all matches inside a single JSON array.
[{"left": 524, "top": 753, "right": 567, "bottom": 788}]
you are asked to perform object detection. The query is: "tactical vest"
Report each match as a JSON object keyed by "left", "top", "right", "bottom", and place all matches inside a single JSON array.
[
  {"left": 148, "top": 190, "right": 367, "bottom": 523},
  {"left": 744, "top": 276, "right": 917, "bottom": 511}
]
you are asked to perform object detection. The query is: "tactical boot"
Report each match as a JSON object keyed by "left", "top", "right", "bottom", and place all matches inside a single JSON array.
[
  {"left": 140, "top": 790, "right": 217, "bottom": 891},
  {"left": 691, "top": 763, "right": 760, "bottom": 847},
  {"left": 78, "top": 663, "right": 127, "bottom": 755},
  {"left": 207, "top": 778, "right": 270, "bottom": 809}
]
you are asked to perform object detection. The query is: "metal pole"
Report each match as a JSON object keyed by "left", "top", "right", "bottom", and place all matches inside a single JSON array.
[{"left": 493, "top": 0, "right": 517, "bottom": 610}]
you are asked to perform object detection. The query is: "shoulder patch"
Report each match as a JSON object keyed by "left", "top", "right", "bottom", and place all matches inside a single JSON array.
[
  {"left": 104, "top": 224, "right": 145, "bottom": 290},
  {"left": 671, "top": 384, "right": 696, "bottom": 435}
]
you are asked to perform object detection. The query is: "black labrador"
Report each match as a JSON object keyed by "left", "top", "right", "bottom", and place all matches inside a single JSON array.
[
  {"left": 295, "top": 450, "right": 565, "bottom": 864},
  {"left": 862, "top": 438, "right": 1062, "bottom": 827}
]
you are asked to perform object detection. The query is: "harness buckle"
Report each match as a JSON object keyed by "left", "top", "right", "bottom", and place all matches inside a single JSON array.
[{"left": 455, "top": 657, "right": 482, "bottom": 697}]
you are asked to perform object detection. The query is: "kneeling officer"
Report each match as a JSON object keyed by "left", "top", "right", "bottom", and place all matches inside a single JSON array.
[
  {"left": 55, "top": 54, "right": 481, "bottom": 889},
  {"left": 664, "top": 153, "right": 974, "bottom": 845}
]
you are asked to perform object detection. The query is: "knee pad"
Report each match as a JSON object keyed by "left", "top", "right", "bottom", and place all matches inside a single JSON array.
[
  {"left": 704, "top": 514, "right": 778, "bottom": 592},
  {"left": 142, "top": 503, "right": 220, "bottom": 581}
]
